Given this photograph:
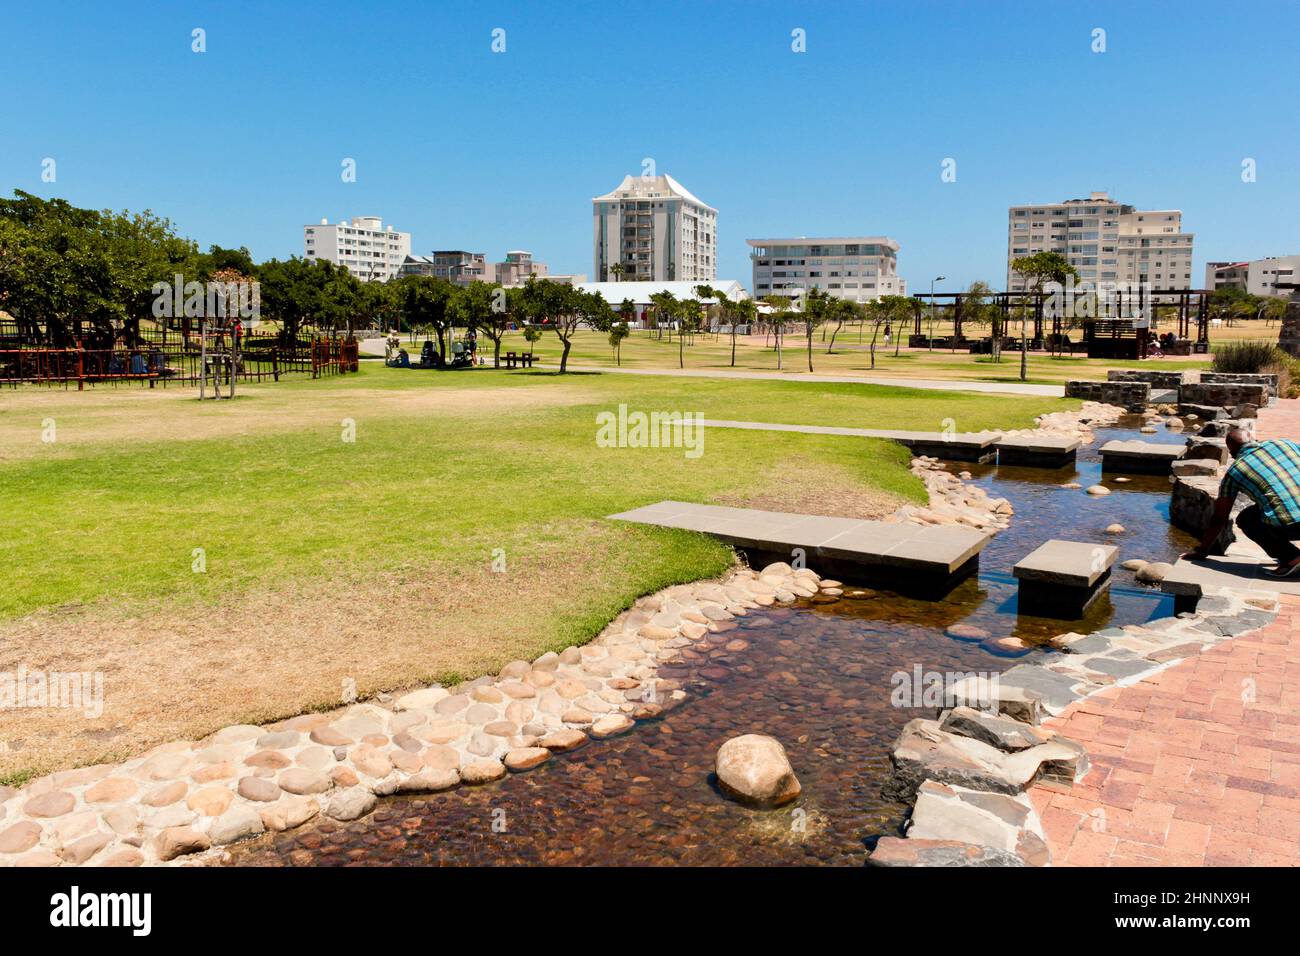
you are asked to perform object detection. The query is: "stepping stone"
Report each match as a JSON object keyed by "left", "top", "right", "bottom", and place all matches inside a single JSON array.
[
  {"left": 1014, "top": 539, "right": 1118, "bottom": 617},
  {"left": 994, "top": 434, "right": 1080, "bottom": 467},
  {"left": 1099, "top": 439, "right": 1185, "bottom": 474}
]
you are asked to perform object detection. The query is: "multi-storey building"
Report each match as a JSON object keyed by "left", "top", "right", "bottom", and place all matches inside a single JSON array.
[
  {"left": 1205, "top": 256, "right": 1300, "bottom": 297},
  {"left": 592, "top": 174, "right": 716, "bottom": 283},
  {"left": 303, "top": 216, "right": 411, "bottom": 281},
  {"left": 397, "top": 250, "right": 490, "bottom": 285},
  {"left": 746, "top": 237, "right": 905, "bottom": 304},
  {"left": 1006, "top": 191, "right": 1194, "bottom": 292},
  {"left": 494, "top": 250, "right": 549, "bottom": 287}
]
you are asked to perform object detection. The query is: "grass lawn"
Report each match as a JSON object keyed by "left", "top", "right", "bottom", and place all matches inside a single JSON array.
[
  {"left": 0, "top": 364, "right": 1070, "bottom": 783},
  {"left": 478, "top": 328, "right": 1214, "bottom": 385}
]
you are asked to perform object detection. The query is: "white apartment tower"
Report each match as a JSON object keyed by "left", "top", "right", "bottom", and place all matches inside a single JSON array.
[
  {"left": 747, "top": 237, "right": 905, "bottom": 304},
  {"left": 1006, "top": 192, "right": 1194, "bottom": 293},
  {"left": 592, "top": 174, "right": 716, "bottom": 283},
  {"left": 303, "top": 216, "right": 412, "bottom": 282}
]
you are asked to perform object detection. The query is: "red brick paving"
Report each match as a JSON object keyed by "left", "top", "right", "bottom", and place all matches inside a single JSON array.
[
  {"left": 1027, "top": 593, "right": 1300, "bottom": 866},
  {"left": 1255, "top": 397, "right": 1300, "bottom": 441}
]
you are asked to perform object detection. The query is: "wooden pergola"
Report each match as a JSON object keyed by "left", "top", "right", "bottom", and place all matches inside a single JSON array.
[{"left": 908, "top": 287, "right": 1212, "bottom": 357}]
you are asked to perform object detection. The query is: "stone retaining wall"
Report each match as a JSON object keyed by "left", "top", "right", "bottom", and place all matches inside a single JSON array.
[
  {"left": 1064, "top": 381, "right": 1149, "bottom": 411},
  {"left": 1106, "top": 369, "right": 1190, "bottom": 390},
  {"left": 1179, "top": 381, "right": 1269, "bottom": 409},
  {"left": 1198, "top": 372, "right": 1279, "bottom": 398}
]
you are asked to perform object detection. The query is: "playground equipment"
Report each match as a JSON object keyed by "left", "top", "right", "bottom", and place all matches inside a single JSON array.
[{"left": 198, "top": 317, "right": 240, "bottom": 400}]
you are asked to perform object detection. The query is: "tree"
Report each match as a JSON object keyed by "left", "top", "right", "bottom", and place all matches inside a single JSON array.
[
  {"left": 451, "top": 281, "right": 506, "bottom": 366},
  {"left": 608, "top": 320, "right": 629, "bottom": 365},
  {"left": 1010, "top": 252, "right": 1078, "bottom": 381},
  {"left": 1260, "top": 296, "right": 1289, "bottom": 327},
  {"left": 521, "top": 277, "right": 612, "bottom": 373},
  {"left": 521, "top": 321, "right": 542, "bottom": 359},
  {"left": 729, "top": 297, "right": 756, "bottom": 367},
  {"left": 677, "top": 297, "right": 704, "bottom": 368},
  {"left": 0, "top": 190, "right": 200, "bottom": 349},
  {"left": 609, "top": 262, "right": 625, "bottom": 282},
  {"left": 825, "top": 297, "right": 860, "bottom": 352},
  {"left": 394, "top": 275, "right": 456, "bottom": 365},
  {"left": 863, "top": 299, "right": 888, "bottom": 369},
  {"left": 800, "top": 288, "right": 836, "bottom": 371},
  {"left": 648, "top": 290, "right": 678, "bottom": 344},
  {"left": 963, "top": 280, "right": 998, "bottom": 361},
  {"left": 761, "top": 294, "right": 792, "bottom": 370},
  {"left": 257, "top": 257, "right": 331, "bottom": 346}
]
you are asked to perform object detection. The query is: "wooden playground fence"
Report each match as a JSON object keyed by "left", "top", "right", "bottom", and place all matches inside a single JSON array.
[{"left": 0, "top": 335, "right": 359, "bottom": 389}]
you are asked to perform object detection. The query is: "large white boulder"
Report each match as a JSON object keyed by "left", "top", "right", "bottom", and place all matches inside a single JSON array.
[{"left": 714, "top": 734, "right": 801, "bottom": 807}]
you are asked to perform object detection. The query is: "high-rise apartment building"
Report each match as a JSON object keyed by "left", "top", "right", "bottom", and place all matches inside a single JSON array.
[
  {"left": 303, "top": 216, "right": 411, "bottom": 281},
  {"left": 1006, "top": 192, "right": 1194, "bottom": 292},
  {"left": 592, "top": 174, "right": 716, "bottom": 283},
  {"left": 747, "top": 237, "right": 905, "bottom": 304}
]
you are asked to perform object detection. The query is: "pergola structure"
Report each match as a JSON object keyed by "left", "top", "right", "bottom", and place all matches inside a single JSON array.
[{"left": 908, "top": 288, "right": 1213, "bottom": 358}]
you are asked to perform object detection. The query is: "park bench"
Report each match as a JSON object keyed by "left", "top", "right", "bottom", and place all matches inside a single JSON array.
[{"left": 503, "top": 352, "right": 535, "bottom": 369}]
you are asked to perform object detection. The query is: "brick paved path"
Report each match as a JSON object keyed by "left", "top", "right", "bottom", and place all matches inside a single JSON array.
[
  {"left": 1255, "top": 397, "right": 1300, "bottom": 440},
  {"left": 1027, "top": 594, "right": 1300, "bottom": 866}
]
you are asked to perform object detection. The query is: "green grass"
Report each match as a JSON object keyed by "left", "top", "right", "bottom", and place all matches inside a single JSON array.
[
  {"left": 465, "top": 328, "right": 1212, "bottom": 384},
  {"left": 1, "top": 364, "right": 1066, "bottom": 621},
  {"left": 0, "top": 363, "right": 1076, "bottom": 781}
]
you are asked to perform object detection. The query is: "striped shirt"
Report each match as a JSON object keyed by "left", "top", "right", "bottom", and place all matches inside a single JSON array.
[{"left": 1220, "top": 439, "right": 1300, "bottom": 526}]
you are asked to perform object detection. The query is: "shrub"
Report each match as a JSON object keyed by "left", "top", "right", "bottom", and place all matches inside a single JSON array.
[{"left": 1211, "top": 339, "right": 1283, "bottom": 374}]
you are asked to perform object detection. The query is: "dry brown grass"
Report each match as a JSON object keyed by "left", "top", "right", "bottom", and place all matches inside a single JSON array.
[
  {"left": 0, "top": 524, "right": 639, "bottom": 781},
  {"left": 0, "top": 381, "right": 586, "bottom": 463},
  {"left": 716, "top": 455, "right": 907, "bottom": 519}
]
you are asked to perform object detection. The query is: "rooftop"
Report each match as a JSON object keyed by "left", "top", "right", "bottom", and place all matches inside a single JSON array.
[{"left": 592, "top": 174, "right": 716, "bottom": 212}]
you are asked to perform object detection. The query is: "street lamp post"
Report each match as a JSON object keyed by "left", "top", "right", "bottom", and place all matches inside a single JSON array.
[{"left": 929, "top": 276, "right": 945, "bottom": 351}]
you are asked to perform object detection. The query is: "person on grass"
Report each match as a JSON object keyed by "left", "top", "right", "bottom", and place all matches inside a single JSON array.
[{"left": 1182, "top": 426, "right": 1300, "bottom": 579}]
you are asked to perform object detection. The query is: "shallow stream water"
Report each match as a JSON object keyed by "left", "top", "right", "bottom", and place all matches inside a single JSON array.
[{"left": 231, "top": 417, "right": 1196, "bottom": 867}]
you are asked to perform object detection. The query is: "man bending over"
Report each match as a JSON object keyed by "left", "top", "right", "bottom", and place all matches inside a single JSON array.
[{"left": 1182, "top": 426, "right": 1300, "bottom": 580}]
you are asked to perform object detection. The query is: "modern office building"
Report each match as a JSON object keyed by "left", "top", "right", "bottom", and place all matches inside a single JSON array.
[
  {"left": 1204, "top": 256, "right": 1300, "bottom": 297},
  {"left": 1006, "top": 192, "right": 1194, "bottom": 292},
  {"left": 303, "top": 216, "right": 411, "bottom": 282},
  {"left": 592, "top": 174, "right": 717, "bottom": 283},
  {"left": 746, "top": 237, "right": 905, "bottom": 304},
  {"left": 397, "top": 250, "right": 490, "bottom": 285},
  {"left": 494, "top": 250, "right": 549, "bottom": 286}
]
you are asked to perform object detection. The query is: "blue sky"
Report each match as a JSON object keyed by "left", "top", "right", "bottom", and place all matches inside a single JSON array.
[{"left": 2, "top": 0, "right": 1297, "bottom": 292}]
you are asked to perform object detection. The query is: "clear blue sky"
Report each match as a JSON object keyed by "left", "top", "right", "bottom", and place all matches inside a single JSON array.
[{"left": 2, "top": 0, "right": 1297, "bottom": 292}]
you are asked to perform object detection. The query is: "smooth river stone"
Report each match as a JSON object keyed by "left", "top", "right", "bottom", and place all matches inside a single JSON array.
[
  {"left": 278, "top": 769, "right": 331, "bottom": 795},
  {"left": 84, "top": 778, "right": 137, "bottom": 804},
  {"left": 24, "top": 791, "right": 75, "bottom": 818},
  {"left": 504, "top": 747, "right": 551, "bottom": 771},
  {"left": 460, "top": 760, "right": 507, "bottom": 785}
]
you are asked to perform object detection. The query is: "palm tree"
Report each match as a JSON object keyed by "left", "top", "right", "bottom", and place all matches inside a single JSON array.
[{"left": 610, "top": 262, "right": 625, "bottom": 283}]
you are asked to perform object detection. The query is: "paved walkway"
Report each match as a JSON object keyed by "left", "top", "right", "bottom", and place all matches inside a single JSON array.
[{"left": 1027, "top": 593, "right": 1300, "bottom": 866}]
